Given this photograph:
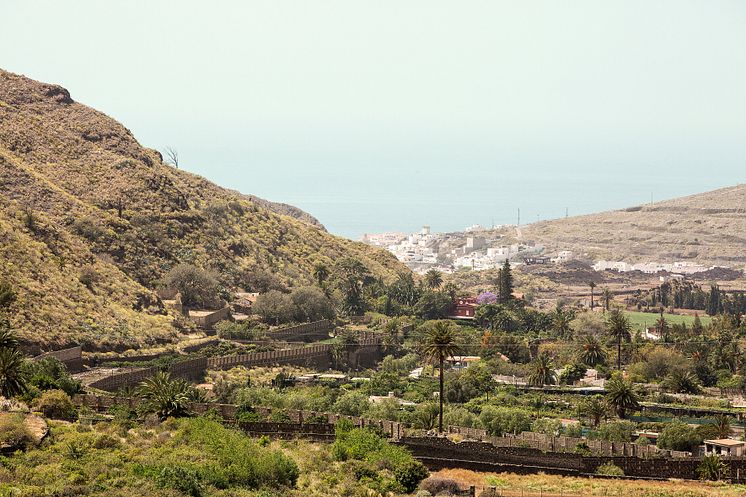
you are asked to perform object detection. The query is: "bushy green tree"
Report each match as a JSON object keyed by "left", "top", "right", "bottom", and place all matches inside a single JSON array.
[
  {"left": 290, "top": 285, "right": 335, "bottom": 322},
  {"left": 478, "top": 406, "right": 531, "bottom": 436},
  {"left": 162, "top": 263, "right": 221, "bottom": 309},
  {"left": 253, "top": 290, "right": 295, "bottom": 325},
  {"left": 414, "top": 291, "right": 452, "bottom": 320},
  {"left": 657, "top": 420, "right": 703, "bottom": 452}
]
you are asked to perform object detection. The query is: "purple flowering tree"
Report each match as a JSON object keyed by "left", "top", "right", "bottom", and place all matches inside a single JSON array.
[{"left": 476, "top": 291, "right": 497, "bottom": 305}]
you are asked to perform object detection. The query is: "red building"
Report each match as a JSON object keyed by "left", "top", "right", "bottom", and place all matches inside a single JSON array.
[{"left": 449, "top": 297, "right": 477, "bottom": 320}]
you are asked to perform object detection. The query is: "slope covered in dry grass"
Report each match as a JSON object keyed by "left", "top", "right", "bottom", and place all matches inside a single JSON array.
[
  {"left": 0, "top": 69, "right": 405, "bottom": 351},
  {"left": 521, "top": 184, "right": 746, "bottom": 268}
]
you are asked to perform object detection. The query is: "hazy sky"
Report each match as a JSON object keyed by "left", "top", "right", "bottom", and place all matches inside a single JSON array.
[{"left": 2, "top": 1, "right": 745, "bottom": 237}]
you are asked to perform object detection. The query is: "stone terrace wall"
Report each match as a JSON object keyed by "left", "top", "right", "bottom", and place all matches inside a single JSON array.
[
  {"left": 33, "top": 346, "right": 84, "bottom": 373},
  {"left": 269, "top": 320, "right": 335, "bottom": 343},
  {"left": 402, "top": 436, "right": 746, "bottom": 482},
  {"left": 74, "top": 394, "right": 404, "bottom": 440},
  {"left": 87, "top": 338, "right": 384, "bottom": 392},
  {"left": 189, "top": 307, "right": 231, "bottom": 329},
  {"left": 446, "top": 426, "right": 689, "bottom": 458}
]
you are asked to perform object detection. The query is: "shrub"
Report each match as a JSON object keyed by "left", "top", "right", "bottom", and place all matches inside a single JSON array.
[
  {"left": 531, "top": 417, "right": 562, "bottom": 436},
  {"left": 0, "top": 412, "right": 33, "bottom": 448},
  {"left": 24, "top": 357, "right": 81, "bottom": 396},
  {"left": 420, "top": 476, "right": 460, "bottom": 495},
  {"left": 35, "top": 389, "right": 77, "bottom": 420},
  {"left": 394, "top": 459, "right": 429, "bottom": 493},
  {"left": 592, "top": 421, "right": 635, "bottom": 442},
  {"left": 698, "top": 454, "right": 729, "bottom": 481},
  {"left": 332, "top": 426, "right": 427, "bottom": 491},
  {"left": 332, "top": 391, "right": 371, "bottom": 417},
  {"left": 156, "top": 465, "right": 204, "bottom": 497},
  {"left": 596, "top": 463, "right": 624, "bottom": 476}
]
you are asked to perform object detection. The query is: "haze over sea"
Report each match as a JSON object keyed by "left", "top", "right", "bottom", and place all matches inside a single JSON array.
[{"left": 3, "top": 1, "right": 745, "bottom": 239}]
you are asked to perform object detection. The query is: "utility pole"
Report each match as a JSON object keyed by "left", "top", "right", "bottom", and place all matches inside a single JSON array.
[
  {"left": 517, "top": 208, "right": 520, "bottom": 226},
  {"left": 565, "top": 207, "right": 568, "bottom": 218}
]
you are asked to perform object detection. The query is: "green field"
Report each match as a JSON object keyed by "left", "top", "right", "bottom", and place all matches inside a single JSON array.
[{"left": 623, "top": 310, "right": 712, "bottom": 332}]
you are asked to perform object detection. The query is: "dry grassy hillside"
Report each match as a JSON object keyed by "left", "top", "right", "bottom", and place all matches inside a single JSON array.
[
  {"left": 521, "top": 185, "right": 746, "bottom": 268},
  {"left": 0, "top": 69, "right": 405, "bottom": 351}
]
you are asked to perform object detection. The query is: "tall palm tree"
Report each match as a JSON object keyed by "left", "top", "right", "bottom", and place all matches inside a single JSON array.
[
  {"left": 601, "top": 288, "right": 614, "bottom": 313},
  {"left": 606, "top": 309, "right": 631, "bottom": 370},
  {"left": 656, "top": 315, "right": 669, "bottom": 343},
  {"left": 528, "top": 352, "right": 557, "bottom": 387},
  {"left": 0, "top": 347, "right": 27, "bottom": 398},
  {"left": 312, "top": 262, "right": 329, "bottom": 288},
  {"left": 421, "top": 321, "right": 461, "bottom": 433},
  {"left": 579, "top": 335, "right": 607, "bottom": 366},
  {"left": 589, "top": 281, "right": 597, "bottom": 309},
  {"left": 605, "top": 373, "right": 639, "bottom": 418},
  {"left": 424, "top": 269, "right": 443, "bottom": 290}
]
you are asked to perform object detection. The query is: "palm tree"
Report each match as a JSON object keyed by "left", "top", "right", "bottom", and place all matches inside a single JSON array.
[
  {"left": 656, "top": 315, "right": 669, "bottom": 343},
  {"left": 663, "top": 369, "right": 700, "bottom": 394},
  {"left": 136, "top": 371, "right": 193, "bottom": 419},
  {"left": 312, "top": 262, "right": 329, "bottom": 288},
  {"left": 382, "top": 318, "right": 402, "bottom": 354},
  {"left": 579, "top": 335, "right": 607, "bottom": 366},
  {"left": 601, "top": 288, "right": 614, "bottom": 313},
  {"left": 443, "top": 282, "right": 459, "bottom": 301},
  {"left": 421, "top": 321, "right": 461, "bottom": 433},
  {"left": 606, "top": 309, "right": 631, "bottom": 370},
  {"left": 589, "top": 281, "right": 597, "bottom": 309},
  {"left": 0, "top": 318, "right": 18, "bottom": 349},
  {"left": 552, "top": 307, "right": 573, "bottom": 340},
  {"left": 424, "top": 269, "right": 443, "bottom": 290},
  {"left": 0, "top": 347, "right": 27, "bottom": 398},
  {"left": 579, "top": 395, "right": 608, "bottom": 427},
  {"left": 605, "top": 373, "right": 639, "bottom": 419},
  {"left": 712, "top": 415, "right": 732, "bottom": 439},
  {"left": 527, "top": 352, "right": 557, "bottom": 387}
]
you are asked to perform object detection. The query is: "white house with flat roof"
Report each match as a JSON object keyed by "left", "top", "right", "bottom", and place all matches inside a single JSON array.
[{"left": 704, "top": 439, "right": 746, "bottom": 457}]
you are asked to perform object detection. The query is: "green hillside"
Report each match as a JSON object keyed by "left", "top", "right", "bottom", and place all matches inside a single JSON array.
[{"left": 0, "top": 69, "right": 406, "bottom": 351}]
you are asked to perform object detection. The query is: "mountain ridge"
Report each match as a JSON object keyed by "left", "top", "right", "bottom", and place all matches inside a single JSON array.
[{"left": 0, "top": 69, "right": 405, "bottom": 351}]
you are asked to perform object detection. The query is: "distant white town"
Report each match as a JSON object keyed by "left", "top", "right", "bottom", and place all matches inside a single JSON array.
[{"left": 362, "top": 225, "right": 720, "bottom": 276}]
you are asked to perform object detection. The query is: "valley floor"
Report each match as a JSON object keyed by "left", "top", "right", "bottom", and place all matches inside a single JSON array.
[{"left": 433, "top": 468, "right": 746, "bottom": 497}]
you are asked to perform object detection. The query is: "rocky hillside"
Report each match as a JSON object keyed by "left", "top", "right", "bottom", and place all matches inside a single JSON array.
[
  {"left": 0, "top": 69, "right": 405, "bottom": 351},
  {"left": 521, "top": 184, "right": 746, "bottom": 268}
]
